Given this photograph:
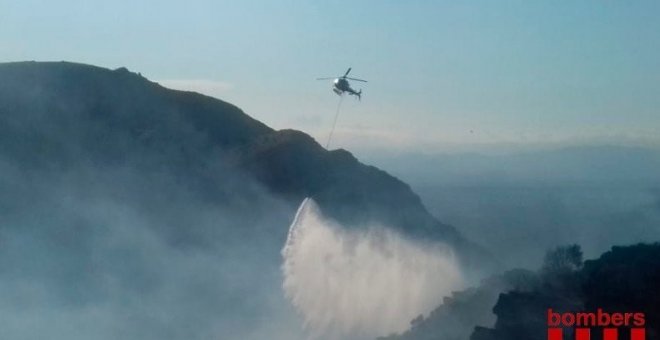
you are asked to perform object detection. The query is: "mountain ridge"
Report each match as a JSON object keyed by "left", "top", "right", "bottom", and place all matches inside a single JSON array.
[{"left": 0, "top": 60, "right": 488, "bottom": 265}]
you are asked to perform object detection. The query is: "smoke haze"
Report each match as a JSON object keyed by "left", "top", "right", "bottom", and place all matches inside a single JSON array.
[
  {"left": 0, "top": 62, "right": 478, "bottom": 340},
  {"left": 0, "top": 157, "right": 306, "bottom": 340}
]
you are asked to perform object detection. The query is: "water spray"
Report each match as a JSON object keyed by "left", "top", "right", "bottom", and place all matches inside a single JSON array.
[{"left": 281, "top": 198, "right": 465, "bottom": 339}]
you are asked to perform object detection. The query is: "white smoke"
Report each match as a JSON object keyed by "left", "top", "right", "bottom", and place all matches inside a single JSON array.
[{"left": 282, "top": 198, "right": 465, "bottom": 339}]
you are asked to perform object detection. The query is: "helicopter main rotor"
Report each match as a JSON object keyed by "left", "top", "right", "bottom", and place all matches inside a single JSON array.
[{"left": 316, "top": 67, "right": 368, "bottom": 82}]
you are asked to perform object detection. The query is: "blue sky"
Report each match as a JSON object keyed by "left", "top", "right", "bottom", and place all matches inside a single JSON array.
[{"left": 2, "top": 0, "right": 659, "bottom": 153}]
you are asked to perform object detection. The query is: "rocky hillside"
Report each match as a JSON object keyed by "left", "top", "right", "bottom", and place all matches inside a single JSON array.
[
  {"left": 380, "top": 243, "right": 660, "bottom": 340},
  {"left": 0, "top": 61, "right": 484, "bottom": 263}
]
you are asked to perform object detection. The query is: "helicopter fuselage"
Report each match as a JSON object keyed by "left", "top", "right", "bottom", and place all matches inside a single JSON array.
[
  {"left": 333, "top": 78, "right": 359, "bottom": 97},
  {"left": 334, "top": 78, "right": 350, "bottom": 91}
]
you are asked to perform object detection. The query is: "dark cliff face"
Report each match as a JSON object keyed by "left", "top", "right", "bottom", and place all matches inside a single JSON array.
[
  {"left": 0, "top": 61, "right": 479, "bottom": 259},
  {"left": 380, "top": 243, "right": 660, "bottom": 340},
  {"left": 472, "top": 243, "right": 660, "bottom": 340}
]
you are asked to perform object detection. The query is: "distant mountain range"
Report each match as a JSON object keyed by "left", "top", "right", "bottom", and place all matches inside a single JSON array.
[{"left": 366, "top": 146, "right": 660, "bottom": 186}]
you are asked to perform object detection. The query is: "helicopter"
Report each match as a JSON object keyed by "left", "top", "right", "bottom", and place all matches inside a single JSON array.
[{"left": 317, "top": 67, "right": 367, "bottom": 100}]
